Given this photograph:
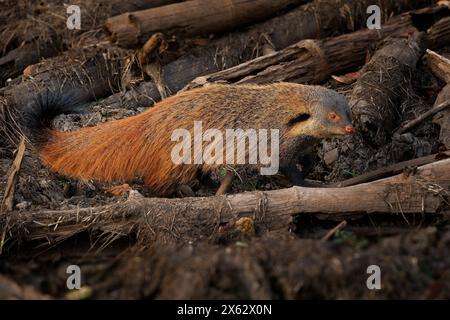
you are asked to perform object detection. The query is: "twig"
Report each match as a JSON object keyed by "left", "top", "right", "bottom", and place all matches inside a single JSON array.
[
  {"left": 1, "top": 135, "right": 26, "bottom": 212},
  {"left": 329, "top": 151, "right": 450, "bottom": 187},
  {"left": 396, "top": 101, "right": 450, "bottom": 134},
  {"left": 321, "top": 220, "right": 347, "bottom": 242}
]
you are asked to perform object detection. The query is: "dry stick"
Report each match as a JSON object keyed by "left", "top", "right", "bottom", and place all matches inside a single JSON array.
[
  {"left": 0, "top": 216, "right": 9, "bottom": 255},
  {"left": 216, "top": 170, "right": 235, "bottom": 195},
  {"left": 137, "top": 33, "right": 170, "bottom": 99},
  {"left": 321, "top": 221, "right": 347, "bottom": 242},
  {"left": 330, "top": 151, "right": 450, "bottom": 187},
  {"left": 1, "top": 136, "right": 25, "bottom": 212},
  {"left": 396, "top": 101, "right": 450, "bottom": 134}
]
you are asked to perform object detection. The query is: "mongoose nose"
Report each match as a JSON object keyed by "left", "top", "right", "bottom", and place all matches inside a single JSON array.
[{"left": 345, "top": 125, "right": 354, "bottom": 133}]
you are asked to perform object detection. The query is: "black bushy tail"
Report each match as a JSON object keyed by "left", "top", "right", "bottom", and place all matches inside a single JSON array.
[{"left": 22, "top": 88, "right": 89, "bottom": 146}]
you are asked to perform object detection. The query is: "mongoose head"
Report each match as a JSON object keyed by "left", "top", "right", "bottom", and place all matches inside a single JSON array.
[{"left": 286, "top": 86, "right": 353, "bottom": 139}]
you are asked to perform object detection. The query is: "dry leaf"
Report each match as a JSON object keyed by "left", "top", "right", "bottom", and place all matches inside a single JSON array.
[{"left": 331, "top": 70, "right": 362, "bottom": 84}]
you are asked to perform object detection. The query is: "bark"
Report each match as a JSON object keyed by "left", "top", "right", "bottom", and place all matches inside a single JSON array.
[
  {"left": 184, "top": 17, "right": 418, "bottom": 89},
  {"left": 92, "top": 2, "right": 443, "bottom": 105},
  {"left": 0, "top": 0, "right": 180, "bottom": 86},
  {"left": 427, "top": 16, "right": 450, "bottom": 49},
  {"left": 349, "top": 32, "right": 427, "bottom": 147},
  {"left": 159, "top": 0, "right": 435, "bottom": 95},
  {"left": 0, "top": 45, "right": 128, "bottom": 145},
  {"left": 433, "top": 85, "right": 450, "bottom": 149},
  {"left": 427, "top": 49, "right": 450, "bottom": 83},
  {"left": 3, "top": 158, "right": 449, "bottom": 244},
  {"left": 427, "top": 49, "right": 450, "bottom": 149},
  {"left": 184, "top": 5, "right": 450, "bottom": 88},
  {"left": 105, "top": 0, "right": 309, "bottom": 47}
]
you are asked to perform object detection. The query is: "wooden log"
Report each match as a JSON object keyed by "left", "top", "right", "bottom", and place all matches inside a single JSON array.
[
  {"left": 0, "top": 0, "right": 180, "bottom": 86},
  {"left": 433, "top": 85, "right": 450, "bottom": 148},
  {"left": 426, "top": 49, "right": 450, "bottom": 83},
  {"left": 188, "top": 30, "right": 414, "bottom": 88},
  {"left": 161, "top": 1, "right": 437, "bottom": 94},
  {"left": 349, "top": 32, "right": 427, "bottom": 147},
  {"left": 183, "top": 6, "right": 450, "bottom": 90},
  {"left": 106, "top": 0, "right": 435, "bottom": 48},
  {"left": 427, "top": 16, "right": 450, "bottom": 49},
  {"left": 184, "top": 11, "right": 421, "bottom": 90},
  {"left": 0, "top": 45, "right": 128, "bottom": 145},
  {"left": 3, "top": 158, "right": 449, "bottom": 244},
  {"left": 426, "top": 49, "right": 450, "bottom": 149},
  {"left": 96, "top": 2, "right": 442, "bottom": 103},
  {"left": 105, "top": 0, "right": 310, "bottom": 47},
  {"left": 103, "top": 0, "right": 184, "bottom": 16}
]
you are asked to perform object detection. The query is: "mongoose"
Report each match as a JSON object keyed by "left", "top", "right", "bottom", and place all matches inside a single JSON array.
[{"left": 23, "top": 83, "right": 353, "bottom": 195}]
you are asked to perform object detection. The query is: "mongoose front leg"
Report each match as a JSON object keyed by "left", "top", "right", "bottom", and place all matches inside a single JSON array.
[
  {"left": 280, "top": 164, "right": 325, "bottom": 187},
  {"left": 279, "top": 135, "right": 327, "bottom": 187},
  {"left": 177, "top": 184, "right": 195, "bottom": 197},
  {"left": 280, "top": 162, "right": 309, "bottom": 186}
]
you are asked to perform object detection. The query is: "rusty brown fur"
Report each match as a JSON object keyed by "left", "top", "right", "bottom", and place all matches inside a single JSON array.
[{"left": 35, "top": 83, "right": 352, "bottom": 195}]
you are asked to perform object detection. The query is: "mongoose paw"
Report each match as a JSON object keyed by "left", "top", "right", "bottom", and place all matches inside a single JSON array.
[{"left": 177, "top": 184, "right": 195, "bottom": 197}]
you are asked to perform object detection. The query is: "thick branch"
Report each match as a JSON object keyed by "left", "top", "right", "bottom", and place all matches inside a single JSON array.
[
  {"left": 105, "top": 0, "right": 309, "bottom": 47},
  {"left": 3, "top": 158, "right": 449, "bottom": 244},
  {"left": 0, "top": 45, "right": 128, "bottom": 146},
  {"left": 184, "top": 6, "right": 450, "bottom": 90}
]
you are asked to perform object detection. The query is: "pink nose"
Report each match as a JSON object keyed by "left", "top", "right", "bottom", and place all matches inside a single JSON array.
[{"left": 345, "top": 125, "right": 354, "bottom": 133}]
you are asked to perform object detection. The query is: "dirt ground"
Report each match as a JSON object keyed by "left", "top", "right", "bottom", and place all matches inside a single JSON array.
[{"left": 0, "top": 0, "right": 450, "bottom": 299}]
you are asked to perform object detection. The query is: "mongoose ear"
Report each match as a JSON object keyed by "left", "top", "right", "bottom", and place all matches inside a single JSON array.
[{"left": 287, "top": 113, "right": 311, "bottom": 126}]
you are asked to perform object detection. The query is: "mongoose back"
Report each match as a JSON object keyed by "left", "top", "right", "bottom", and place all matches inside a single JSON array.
[{"left": 23, "top": 83, "right": 353, "bottom": 195}]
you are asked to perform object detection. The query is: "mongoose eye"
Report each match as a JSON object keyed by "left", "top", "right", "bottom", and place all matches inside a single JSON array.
[{"left": 328, "top": 112, "right": 339, "bottom": 121}]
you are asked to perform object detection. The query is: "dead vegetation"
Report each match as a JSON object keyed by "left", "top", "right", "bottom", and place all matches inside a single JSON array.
[{"left": 1, "top": 0, "right": 450, "bottom": 299}]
